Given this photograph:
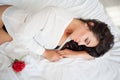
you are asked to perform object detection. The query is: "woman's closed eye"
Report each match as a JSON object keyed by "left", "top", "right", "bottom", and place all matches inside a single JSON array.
[{"left": 85, "top": 38, "right": 90, "bottom": 45}]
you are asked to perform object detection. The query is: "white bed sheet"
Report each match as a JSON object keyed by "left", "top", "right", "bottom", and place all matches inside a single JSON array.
[{"left": 0, "top": 0, "right": 120, "bottom": 80}]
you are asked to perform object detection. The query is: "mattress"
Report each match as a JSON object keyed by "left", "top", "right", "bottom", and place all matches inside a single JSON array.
[{"left": 0, "top": 0, "right": 120, "bottom": 80}]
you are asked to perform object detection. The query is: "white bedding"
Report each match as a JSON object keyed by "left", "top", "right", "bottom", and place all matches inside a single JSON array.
[{"left": 0, "top": 0, "right": 120, "bottom": 80}]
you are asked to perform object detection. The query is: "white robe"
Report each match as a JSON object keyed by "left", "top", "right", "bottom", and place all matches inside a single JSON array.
[{"left": 1, "top": 6, "right": 73, "bottom": 58}]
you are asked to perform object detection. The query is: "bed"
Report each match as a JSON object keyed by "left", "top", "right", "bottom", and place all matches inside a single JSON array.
[{"left": 0, "top": 0, "right": 120, "bottom": 80}]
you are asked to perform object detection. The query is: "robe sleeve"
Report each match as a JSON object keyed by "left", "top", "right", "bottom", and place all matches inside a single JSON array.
[
  {"left": 12, "top": 7, "right": 61, "bottom": 55},
  {"left": 3, "top": 6, "right": 73, "bottom": 56},
  {"left": 5, "top": 7, "right": 60, "bottom": 56}
]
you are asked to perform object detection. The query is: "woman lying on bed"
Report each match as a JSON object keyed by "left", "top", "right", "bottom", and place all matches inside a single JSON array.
[{"left": 0, "top": 5, "right": 114, "bottom": 62}]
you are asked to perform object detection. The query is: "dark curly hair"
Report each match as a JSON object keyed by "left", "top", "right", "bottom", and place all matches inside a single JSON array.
[{"left": 61, "top": 18, "right": 114, "bottom": 57}]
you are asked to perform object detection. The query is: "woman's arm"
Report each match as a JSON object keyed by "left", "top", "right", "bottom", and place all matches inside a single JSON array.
[
  {"left": 43, "top": 50, "right": 63, "bottom": 62},
  {"left": 57, "top": 49, "right": 94, "bottom": 60}
]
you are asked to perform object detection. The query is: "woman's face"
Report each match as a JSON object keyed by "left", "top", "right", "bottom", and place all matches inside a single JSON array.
[{"left": 70, "top": 28, "right": 99, "bottom": 47}]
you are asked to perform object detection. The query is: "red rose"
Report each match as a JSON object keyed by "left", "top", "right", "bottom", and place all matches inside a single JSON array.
[{"left": 12, "top": 59, "right": 25, "bottom": 72}]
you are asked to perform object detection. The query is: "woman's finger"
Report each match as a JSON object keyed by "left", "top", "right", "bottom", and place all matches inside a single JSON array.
[{"left": 57, "top": 51, "right": 64, "bottom": 54}]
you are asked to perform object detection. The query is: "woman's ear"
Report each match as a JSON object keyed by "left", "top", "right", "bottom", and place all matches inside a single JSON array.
[
  {"left": 88, "top": 22, "right": 94, "bottom": 27},
  {"left": 85, "top": 22, "right": 94, "bottom": 28}
]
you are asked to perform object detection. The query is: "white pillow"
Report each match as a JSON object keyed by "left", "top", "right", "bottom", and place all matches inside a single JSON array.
[{"left": 0, "top": 0, "right": 120, "bottom": 36}]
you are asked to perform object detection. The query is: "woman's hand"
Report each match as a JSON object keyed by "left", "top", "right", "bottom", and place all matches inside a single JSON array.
[
  {"left": 57, "top": 49, "right": 94, "bottom": 60},
  {"left": 57, "top": 49, "right": 80, "bottom": 58},
  {"left": 42, "top": 50, "right": 63, "bottom": 62}
]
